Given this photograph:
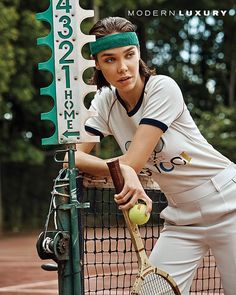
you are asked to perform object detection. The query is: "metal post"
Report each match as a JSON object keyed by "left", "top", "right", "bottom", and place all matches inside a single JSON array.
[
  {"left": 53, "top": 165, "right": 73, "bottom": 294},
  {"left": 36, "top": 0, "right": 99, "bottom": 294},
  {"left": 68, "top": 146, "right": 82, "bottom": 295}
]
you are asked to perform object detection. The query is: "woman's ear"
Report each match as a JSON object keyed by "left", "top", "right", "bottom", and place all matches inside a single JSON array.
[
  {"left": 95, "top": 59, "right": 101, "bottom": 71},
  {"left": 90, "top": 55, "right": 101, "bottom": 70},
  {"left": 137, "top": 46, "right": 141, "bottom": 59}
]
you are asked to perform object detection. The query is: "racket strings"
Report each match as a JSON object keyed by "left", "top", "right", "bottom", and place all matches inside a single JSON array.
[{"left": 140, "top": 273, "right": 177, "bottom": 295}]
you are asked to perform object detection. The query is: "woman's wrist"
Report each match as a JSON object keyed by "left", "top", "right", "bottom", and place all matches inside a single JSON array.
[{"left": 120, "top": 163, "right": 136, "bottom": 175}]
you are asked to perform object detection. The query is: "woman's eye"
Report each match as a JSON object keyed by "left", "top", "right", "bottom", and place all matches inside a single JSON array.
[
  {"left": 127, "top": 52, "right": 135, "bottom": 58},
  {"left": 105, "top": 58, "right": 114, "bottom": 63}
]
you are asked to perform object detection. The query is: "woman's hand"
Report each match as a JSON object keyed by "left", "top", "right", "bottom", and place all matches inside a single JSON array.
[{"left": 114, "top": 164, "right": 152, "bottom": 215}]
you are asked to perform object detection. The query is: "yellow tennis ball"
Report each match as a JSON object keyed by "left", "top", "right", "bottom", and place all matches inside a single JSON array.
[{"left": 128, "top": 203, "right": 150, "bottom": 225}]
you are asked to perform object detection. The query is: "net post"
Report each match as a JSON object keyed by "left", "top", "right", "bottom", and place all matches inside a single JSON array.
[
  {"left": 67, "top": 145, "right": 82, "bottom": 295},
  {"left": 36, "top": 0, "right": 99, "bottom": 294}
]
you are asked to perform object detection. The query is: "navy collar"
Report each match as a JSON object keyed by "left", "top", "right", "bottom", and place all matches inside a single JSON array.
[{"left": 115, "top": 77, "right": 149, "bottom": 117}]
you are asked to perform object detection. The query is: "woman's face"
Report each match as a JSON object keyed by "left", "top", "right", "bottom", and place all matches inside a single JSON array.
[{"left": 95, "top": 45, "right": 141, "bottom": 92}]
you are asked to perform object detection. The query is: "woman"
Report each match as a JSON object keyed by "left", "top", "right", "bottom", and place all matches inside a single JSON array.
[{"left": 70, "top": 16, "right": 236, "bottom": 294}]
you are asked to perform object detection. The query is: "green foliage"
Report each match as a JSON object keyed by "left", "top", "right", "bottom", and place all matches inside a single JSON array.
[
  {"left": 194, "top": 104, "right": 236, "bottom": 162},
  {"left": 0, "top": 1, "right": 51, "bottom": 164},
  {"left": 0, "top": 3, "right": 18, "bottom": 95},
  {"left": 144, "top": 6, "right": 236, "bottom": 110}
]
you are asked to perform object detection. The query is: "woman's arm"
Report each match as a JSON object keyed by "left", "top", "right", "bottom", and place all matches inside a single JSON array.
[
  {"left": 119, "top": 124, "right": 163, "bottom": 172},
  {"left": 63, "top": 142, "right": 107, "bottom": 172},
  {"left": 64, "top": 125, "right": 162, "bottom": 212},
  {"left": 65, "top": 124, "right": 163, "bottom": 176},
  {"left": 113, "top": 124, "right": 162, "bottom": 213}
]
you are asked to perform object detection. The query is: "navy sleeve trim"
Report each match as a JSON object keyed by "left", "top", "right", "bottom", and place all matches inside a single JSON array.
[
  {"left": 85, "top": 126, "right": 104, "bottom": 140},
  {"left": 139, "top": 118, "right": 168, "bottom": 132}
]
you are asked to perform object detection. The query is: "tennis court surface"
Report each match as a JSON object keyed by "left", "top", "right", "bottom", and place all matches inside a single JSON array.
[{"left": 0, "top": 234, "right": 57, "bottom": 294}]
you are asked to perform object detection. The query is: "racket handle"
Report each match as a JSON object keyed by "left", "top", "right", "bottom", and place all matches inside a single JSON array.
[
  {"left": 107, "top": 159, "right": 124, "bottom": 194},
  {"left": 107, "top": 159, "right": 147, "bottom": 254}
]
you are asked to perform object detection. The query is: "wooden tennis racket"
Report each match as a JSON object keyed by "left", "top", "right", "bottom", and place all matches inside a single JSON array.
[{"left": 107, "top": 159, "right": 180, "bottom": 295}]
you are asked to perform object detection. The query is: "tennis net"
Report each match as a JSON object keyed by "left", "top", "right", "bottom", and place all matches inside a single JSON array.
[{"left": 80, "top": 174, "right": 223, "bottom": 294}]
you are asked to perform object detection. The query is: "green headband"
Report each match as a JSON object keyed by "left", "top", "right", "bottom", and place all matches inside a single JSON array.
[{"left": 89, "top": 32, "right": 139, "bottom": 56}]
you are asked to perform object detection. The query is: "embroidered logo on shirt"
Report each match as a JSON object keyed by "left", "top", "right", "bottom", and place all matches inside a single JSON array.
[
  {"left": 125, "top": 138, "right": 191, "bottom": 174},
  {"left": 150, "top": 150, "right": 192, "bottom": 174},
  {"left": 125, "top": 141, "right": 131, "bottom": 151},
  {"left": 180, "top": 151, "right": 192, "bottom": 162},
  {"left": 154, "top": 138, "right": 164, "bottom": 153}
]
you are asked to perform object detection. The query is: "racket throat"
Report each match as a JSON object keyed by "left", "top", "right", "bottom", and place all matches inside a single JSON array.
[{"left": 137, "top": 251, "right": 151, "bottom": 273}]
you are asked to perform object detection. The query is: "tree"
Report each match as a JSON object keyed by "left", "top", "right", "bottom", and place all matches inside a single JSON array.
[
  {"left": 0, "top": 0, "right": 51, "bottom": 164},
  {"left": 0, "top": 0, "right": 53, "bottom": 231}
]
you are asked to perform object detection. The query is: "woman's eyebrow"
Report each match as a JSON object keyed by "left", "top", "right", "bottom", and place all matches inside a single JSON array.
[{"left": 100, "top": 46, "right": 136, "bottom": 58}]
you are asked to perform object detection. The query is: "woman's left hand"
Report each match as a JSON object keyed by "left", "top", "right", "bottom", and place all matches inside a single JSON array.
[{"left": 113, "top": 164, "right": 152, "bottom": 215}]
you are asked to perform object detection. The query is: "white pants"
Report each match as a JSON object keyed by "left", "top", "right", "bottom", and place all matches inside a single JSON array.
[{"left": 149, "top": 168, "right": 236, "bottom": 295}]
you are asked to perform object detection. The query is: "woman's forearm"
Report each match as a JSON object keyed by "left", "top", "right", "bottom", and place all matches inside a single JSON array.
[
  {"left": 72, "top": 150, "right": 110, "bottom": 176},
  {"left": 67, "top": 150, "right": 152, "bottom": 212},
  {"left": 69, "top": 150, "right": 135, "bottom": 178}
]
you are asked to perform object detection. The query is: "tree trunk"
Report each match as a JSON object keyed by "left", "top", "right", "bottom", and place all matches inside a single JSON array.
[{"left": 93, "top": 0, "right": 99, "bottom": 23}]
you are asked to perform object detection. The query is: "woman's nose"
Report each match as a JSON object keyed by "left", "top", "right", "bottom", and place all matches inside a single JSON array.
[{"left": 117, "top": 60, "right": 128, "bottom": 73}]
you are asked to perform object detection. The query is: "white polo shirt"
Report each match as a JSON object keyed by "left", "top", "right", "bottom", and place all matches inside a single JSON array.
[{"left": 85, "top": 75, "right": 231, "bottom": 195}]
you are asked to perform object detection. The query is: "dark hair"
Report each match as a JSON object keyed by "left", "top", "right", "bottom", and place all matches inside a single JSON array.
[{"left": 89, "top": 17, "right": 156, "bottom": 90}]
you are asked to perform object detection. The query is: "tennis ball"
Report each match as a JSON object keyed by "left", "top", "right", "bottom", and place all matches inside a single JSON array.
[{"left": 128, "top": 203, "right": 150, "bottom": 225}]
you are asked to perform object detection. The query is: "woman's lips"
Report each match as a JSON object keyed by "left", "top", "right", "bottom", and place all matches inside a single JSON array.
[{"left": 117, "top": 76, "right": 132, "bottom": 84}]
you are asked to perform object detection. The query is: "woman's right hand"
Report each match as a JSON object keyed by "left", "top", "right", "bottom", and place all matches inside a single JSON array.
[{"left": 113, "top": 164, "right": 152, "bottom": 215}]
